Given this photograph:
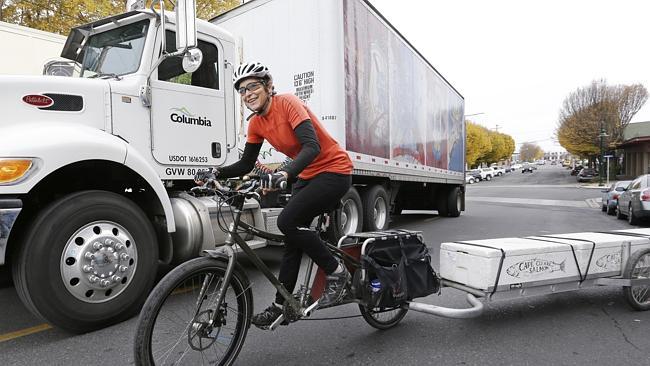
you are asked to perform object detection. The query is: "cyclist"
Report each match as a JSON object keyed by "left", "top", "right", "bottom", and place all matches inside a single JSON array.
[{"left": 195, "top": 62, "right": 354, "bottom": 328}]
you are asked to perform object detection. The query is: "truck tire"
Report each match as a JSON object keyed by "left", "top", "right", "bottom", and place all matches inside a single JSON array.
[
  {"left": 327, "top": 187, "right": 363, "bottom": 243},
  {"left": 362, "top": 185, "right": 390, "bottom": 231},
  {"left": 438, "top": 187, "right": 462, "bottom": 217},
  {"left": 446, "top": 187, "right": 463, "bottom": 217},
  {"left": 12, "top": 190, "right": 158, "bottom": 333}
]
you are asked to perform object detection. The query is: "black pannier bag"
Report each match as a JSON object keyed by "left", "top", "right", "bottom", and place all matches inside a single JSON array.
[{"left": 355, "top": 230, "right": 440, "bottom": 308}]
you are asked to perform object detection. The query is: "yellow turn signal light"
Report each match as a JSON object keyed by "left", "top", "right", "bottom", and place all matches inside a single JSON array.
[{"left": 0, "top": 159, "right": 33, "bottom": 184}]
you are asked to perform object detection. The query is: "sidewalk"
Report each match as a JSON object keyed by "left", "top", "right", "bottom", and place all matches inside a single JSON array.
[{"left": 579, "top": 182, "right": 614, "bottom": 189}]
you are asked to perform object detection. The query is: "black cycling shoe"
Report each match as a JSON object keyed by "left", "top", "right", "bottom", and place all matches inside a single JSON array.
[
  {"left": 318, "top": 265, "right": 350, "bottom": 308},
  {"left": 251, "top": 303, "right": 284, "bottom": 329}
]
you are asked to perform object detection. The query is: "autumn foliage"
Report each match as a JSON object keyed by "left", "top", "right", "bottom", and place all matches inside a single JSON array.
[
  {"left": 519, "top": 142, "right": 543, "bottom": 162},
  {"left": 556, "top": 79, "right": 648, "bottom": 159},
  {"left": 0, "top": 0, "right": 240, "bottom": 35},
  {"left": 466, "top": 121, "right": 515, "bottom": 168}
]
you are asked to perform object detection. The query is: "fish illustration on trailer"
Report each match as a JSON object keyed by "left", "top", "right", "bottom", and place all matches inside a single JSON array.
[
  {"left": 595, "top": 252, "right": 621, "bottom": 270},
  {"left": 506, "top": 258, "right": 566, "bottom": 278}
]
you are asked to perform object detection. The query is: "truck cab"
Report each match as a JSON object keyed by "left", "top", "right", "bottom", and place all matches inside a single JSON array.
[{"left": 0, "top": 5, "right": 247, "bottom": 333}]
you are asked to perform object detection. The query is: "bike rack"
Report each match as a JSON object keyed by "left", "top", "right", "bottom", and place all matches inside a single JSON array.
[{"left": 405, "top": 293, "right": 484, "bottom": 319}]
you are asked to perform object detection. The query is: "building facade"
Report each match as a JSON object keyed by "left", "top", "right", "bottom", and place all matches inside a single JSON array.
[{"left": 618, "top": 121, "right": 650, "bottom": 178}]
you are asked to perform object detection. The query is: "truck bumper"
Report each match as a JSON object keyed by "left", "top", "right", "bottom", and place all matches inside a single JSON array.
[{"left": 0, "top": 199, "right": 22, "bottom": 265}]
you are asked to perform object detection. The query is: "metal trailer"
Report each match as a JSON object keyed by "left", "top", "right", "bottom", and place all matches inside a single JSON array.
[{"left": 399, "top": 230, "right": 650, "bottom": 319}]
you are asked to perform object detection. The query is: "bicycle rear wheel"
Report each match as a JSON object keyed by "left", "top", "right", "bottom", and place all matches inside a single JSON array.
[
  {"left": 134, "top": 257, "right": 253, "bottom": 365},
  {"left": 358, "top": 304, "right": 408, "bottom": 330}
]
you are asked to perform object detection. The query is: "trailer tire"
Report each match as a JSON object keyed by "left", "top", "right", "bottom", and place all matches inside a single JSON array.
[
  {"left": 327, "top": 187, "right": 363, "bottom": 243},
  {"left": 362, "top": 185, "right": 390, "bottom": 231},
  {"left": 12, "top": 190, "right": 158, "bottom": 333},
  {"left": 623, "top": 248, "right": 650, "bottom": 311}
]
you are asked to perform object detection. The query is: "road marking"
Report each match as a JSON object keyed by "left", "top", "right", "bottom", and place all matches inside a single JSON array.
[
  {"left": 466, "top": 196, "right": 589, "bottom": 208},
  {"left": 585, "top": 198, "right": 603, "bottom": 209},
  {"left": 0, "top": 323, "right": 52, "bottom": 343}
]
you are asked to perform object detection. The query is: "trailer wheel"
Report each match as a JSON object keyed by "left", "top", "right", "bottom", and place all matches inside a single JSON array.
[
  {"left": 327, "top": 187, "right": 363, "bottom": 243},
  {"left": 12, "top": 190, "right": 158, "bottom": 333},
  {"left": 362, "top": 185, "right": 389, "bottom": 231},
  {"left": 623, "top": 248, "right": 650, "bottom": 311}
]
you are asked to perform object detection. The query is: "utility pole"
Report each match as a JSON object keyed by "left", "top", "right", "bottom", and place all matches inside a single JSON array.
[{"left": 598, "top": 121, "right": 608, "bottom": 186}]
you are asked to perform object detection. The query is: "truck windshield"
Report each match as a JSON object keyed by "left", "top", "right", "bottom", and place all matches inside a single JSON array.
[{"left": 80, "top": 19, "right": 149, "bottom": 78}]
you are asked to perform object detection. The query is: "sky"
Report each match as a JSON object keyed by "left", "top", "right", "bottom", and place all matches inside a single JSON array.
[{"left": 368, "top": 0, "right": 650, "bottom": 153}]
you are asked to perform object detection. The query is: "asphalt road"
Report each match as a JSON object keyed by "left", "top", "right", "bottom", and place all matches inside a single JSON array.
[{"left": 2, "top": 164, "right": 649, "bottom": 365}]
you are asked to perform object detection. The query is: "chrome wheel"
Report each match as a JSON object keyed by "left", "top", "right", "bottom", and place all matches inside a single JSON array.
[
  {"left": 372, "top": 196, "right": 388, "bottom": 230},
  {"left": 341, "top": 197, "right": 360, "bottom": 235},
  {"left": 61, "top": 221, "right": 137, "bottom": 303}
]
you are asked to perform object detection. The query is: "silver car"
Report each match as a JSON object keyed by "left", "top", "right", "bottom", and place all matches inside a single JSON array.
[
  {"left": 616, "top": 175, "right": 650, "bottom": 224},
  {"left": 601, "top": 180, "right": 631, "bottom": 215}
]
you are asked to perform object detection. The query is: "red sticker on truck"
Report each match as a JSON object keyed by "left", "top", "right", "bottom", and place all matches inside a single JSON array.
[{"left": 22, "top": 95, "right": 54, "bottom": 108}]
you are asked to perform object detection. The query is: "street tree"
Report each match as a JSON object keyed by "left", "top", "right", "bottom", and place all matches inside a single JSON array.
[
  {"left": 519, "top": 142, "right": 543, "bottom": 162},
  {"left": 466, "top": 121, "right": 491, "bottom": 168},
  {"left": 556, "top": 79, "right": 648, "bottom": 158},
  {"left": 0, "top": 0, "right": 240, "bottom": 35},
  {"left": 466, "top": 122, "right": 516, "bottom": 167}
]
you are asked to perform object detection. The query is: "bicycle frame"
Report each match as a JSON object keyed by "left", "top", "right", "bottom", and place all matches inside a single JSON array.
[{"left": 203, "top": 191, "right": 360, "bottom": 329}]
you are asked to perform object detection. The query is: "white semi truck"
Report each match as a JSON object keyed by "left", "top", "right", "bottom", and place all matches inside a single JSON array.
[{"left": 0, "top": 0, "right": 464, "bottom": 332}]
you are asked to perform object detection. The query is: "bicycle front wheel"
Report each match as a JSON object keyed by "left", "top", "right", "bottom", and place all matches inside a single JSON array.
[{"left": 134, "top": 257, "right": 253, "bottom": 365}]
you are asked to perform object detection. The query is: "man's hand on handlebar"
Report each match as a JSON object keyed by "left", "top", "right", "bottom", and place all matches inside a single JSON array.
[
  {"left": 260, "top": 171, "right": 288, "bottom": 194},
  {"left": 194, "top": 168, "right": 219, "bottom": 188}
]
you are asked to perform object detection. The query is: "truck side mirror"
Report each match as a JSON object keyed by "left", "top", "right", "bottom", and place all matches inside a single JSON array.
[
  {"left": 175, "top": 0, "right": 197, "bottom": 49},
  {"left": 175, "top": 0, "right": 202, "bottom": 73}
]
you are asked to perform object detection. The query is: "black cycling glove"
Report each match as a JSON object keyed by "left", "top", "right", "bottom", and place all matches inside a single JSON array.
[
  {"left": 194, "top": 168, "right": 219, "bottom": 186},
  {"left": 260, "top": 172, "right": 287, "bottom": 189}
]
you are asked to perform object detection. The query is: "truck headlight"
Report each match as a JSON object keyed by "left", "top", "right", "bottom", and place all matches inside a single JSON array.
[{"left": 0, "top": 159, "right": 34, "bottom": 184}]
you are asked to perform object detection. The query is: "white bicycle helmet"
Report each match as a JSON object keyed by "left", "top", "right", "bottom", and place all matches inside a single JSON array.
[{"left": 233, "top": 62, "right": 272, "bottom": 90}]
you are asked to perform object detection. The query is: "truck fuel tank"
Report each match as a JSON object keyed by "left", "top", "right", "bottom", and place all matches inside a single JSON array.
[{"left": 170, "top": 192, "right": 261, "bottom": 263}]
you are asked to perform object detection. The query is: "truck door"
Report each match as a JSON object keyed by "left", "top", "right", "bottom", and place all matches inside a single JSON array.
[{"left": 150, "top": 30, "right": 228, "bottom": 175}]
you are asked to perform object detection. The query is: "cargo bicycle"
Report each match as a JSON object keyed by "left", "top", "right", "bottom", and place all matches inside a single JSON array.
[
  {"left": 133, "top": 177, "right": 650, "bottom": 366},
  {"left": 132, "top": 177, "right": 446, "bottom": 365}
]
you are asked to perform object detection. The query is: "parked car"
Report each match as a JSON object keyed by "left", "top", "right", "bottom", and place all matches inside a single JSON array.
[
  {"left": 479, "top": 167, "right": 494, "bottom": 181},
  {"left": 616, "top": 175, "right": 650, "bottom": 225},
  {"left": 522, "top": 164, "right": 536, "bottom": 173},
  {"left": 576, "top": 168, "right": 597, "bottom": 182},
  {"left": 491, "top": 166, "right": 506, "bottom": 176},
  {"left": 511, "top": 163, "right": 523, "bottom": 170},
  {"left": 570, "top": 165, "right": 584, "bottom": 176},
  {"left": 602, "top": 180, "right": 632, "bottom": 215},
  {"left": 465, "top": 170, "right": 481, "bottom": 184}
]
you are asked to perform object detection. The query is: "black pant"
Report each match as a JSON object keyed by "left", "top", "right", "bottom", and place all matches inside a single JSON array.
[{"left": 274, "top": 172, "right": 352, "bottom": 304}]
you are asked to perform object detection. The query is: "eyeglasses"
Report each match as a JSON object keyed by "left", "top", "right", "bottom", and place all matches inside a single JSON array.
[{"left": 237, "top": 81, "right": 265, "bottom": 95}]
